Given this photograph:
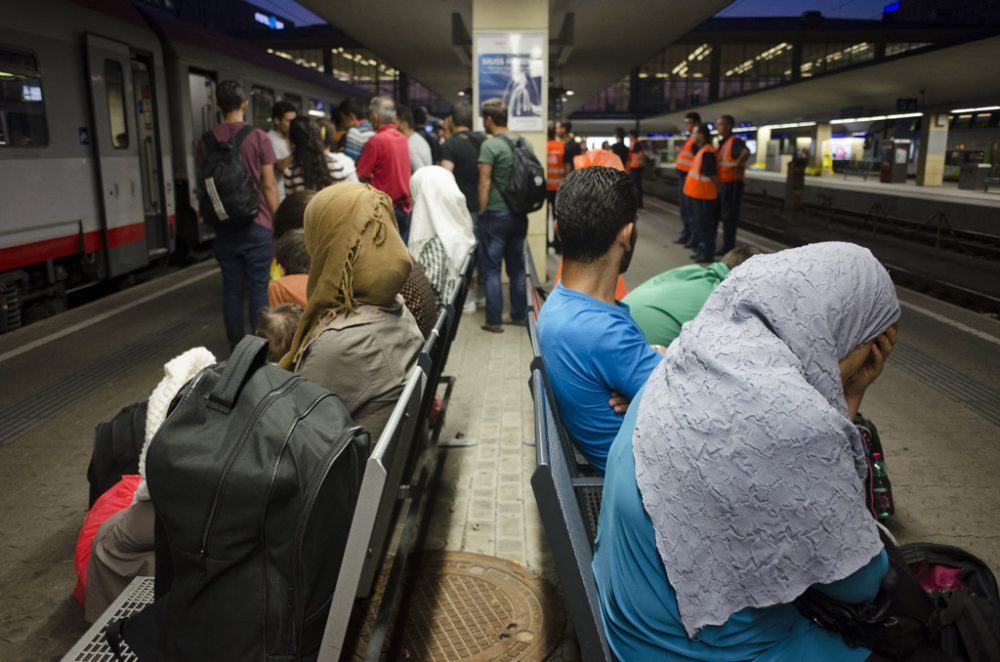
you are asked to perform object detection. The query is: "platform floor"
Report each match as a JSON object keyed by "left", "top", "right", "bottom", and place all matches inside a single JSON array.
[{"left": 0, "top": 199, "right": 998, "bottom": 661}]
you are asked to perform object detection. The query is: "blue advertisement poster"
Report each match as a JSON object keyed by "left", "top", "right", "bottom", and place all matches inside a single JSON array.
[{"left": 476, "top": 32, "right": 545, "bottom": 132}]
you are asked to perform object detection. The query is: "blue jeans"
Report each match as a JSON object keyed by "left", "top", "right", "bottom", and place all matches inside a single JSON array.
[
  {"left": 395, "top": 206, "right": 411, "bottom": 245},
  {"left": 478, "top": 211, "right": 527, "bottom": 325},
  {"left": 213, "top": 221, "right": 273, "bottom": 349},
  {"left": 719, "top": 180, "right": 744, "bottom": 253},
  {"left": 690, "top": 197, "right": 719, "bottom": 260}
]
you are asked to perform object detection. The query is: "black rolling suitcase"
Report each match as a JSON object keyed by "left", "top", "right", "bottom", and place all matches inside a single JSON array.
[{"left": 106, "top": 336, "right": 370, "bottom": 661}]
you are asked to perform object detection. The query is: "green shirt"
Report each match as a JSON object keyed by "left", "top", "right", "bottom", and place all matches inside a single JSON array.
[
  {"left": 623, "top": 262, "right": 730, "bottom": 346},
  {"left": 478, "top": 132, "right": 531, "bottom": 214}
]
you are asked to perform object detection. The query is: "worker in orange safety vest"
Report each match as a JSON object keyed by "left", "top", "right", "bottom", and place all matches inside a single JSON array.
[
  {"left": 683, "top": 123, "right": 721, "bottom": 263},
  {"left": 715, "top": 114, "right": 751, "bottom": 255},
  {"left": 674, "top": 111, "right": 701, "bottom": 247},
  {"left": 546, "top": 124, "right": 565, "bottom": 253}
]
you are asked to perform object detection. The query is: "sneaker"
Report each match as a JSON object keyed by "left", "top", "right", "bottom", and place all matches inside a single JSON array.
[
  {"left": 463, "top": 300, "right": 476, "bottom": 314},
  {"left": 504, "top": 316, "right": 527, "bottom": 327},
  {"left": 481, "top": 323, "right": 504, "bottom": 333}
]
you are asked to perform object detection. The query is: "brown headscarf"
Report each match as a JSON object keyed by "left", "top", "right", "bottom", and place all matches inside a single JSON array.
[{"left": 279, "top": 183, "right": 412, "bottom": 369}]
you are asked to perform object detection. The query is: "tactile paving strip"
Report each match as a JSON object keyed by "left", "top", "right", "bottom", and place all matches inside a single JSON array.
[
  {"left": 360, "top": 551, "right": 565, "bottom": 662},
  {"left": 892, "top": 345, "right": 1000, "bottom": 427}
]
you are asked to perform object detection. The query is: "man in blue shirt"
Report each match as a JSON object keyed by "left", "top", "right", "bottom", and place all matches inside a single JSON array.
[{"left": 537, "top": 167, "right": 663, "bottom": 473}]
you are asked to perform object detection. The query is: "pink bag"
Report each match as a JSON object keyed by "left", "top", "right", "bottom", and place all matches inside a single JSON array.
[{"left": 73, "top": 474, "right": 142, "bottom": 604}]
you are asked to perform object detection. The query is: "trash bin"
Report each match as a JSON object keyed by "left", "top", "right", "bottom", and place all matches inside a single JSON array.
[{"left": 959, "top": 163, "right": 991, "bottom": 190}]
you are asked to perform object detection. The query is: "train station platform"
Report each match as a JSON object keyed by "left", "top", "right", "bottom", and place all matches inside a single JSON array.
[{"left": 0, "top": 201, "right": 998, "bottom": 661}]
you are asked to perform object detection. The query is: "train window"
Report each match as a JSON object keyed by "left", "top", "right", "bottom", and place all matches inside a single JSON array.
[
  {"left": 282, "top": 92, "right": 302, "bottom": 111},
  {"left": 0, "top": 47, "right": 49, "bottom": 147},
  {"left": 250, "top": 85, "right": 275, "bottom": 131},
  {"left": 105, "top": 60, "right": 129, "bottom": 149}
]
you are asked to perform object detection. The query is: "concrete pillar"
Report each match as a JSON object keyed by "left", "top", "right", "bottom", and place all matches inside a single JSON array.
[
  {"left": 472, "top": 0, "right": 548, "bottom": 279},
  {"left": 810, "top": 123, "right": 832, "bottom": 171},
  {"left": 755, "top": 127, "right": 771, "bottom": 169},
  {"left": 917, "top": 112, "right": 949, "bottom": 187}
]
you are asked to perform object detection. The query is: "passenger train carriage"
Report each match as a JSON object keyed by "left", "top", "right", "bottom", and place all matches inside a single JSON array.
[{"left": 0, "top": 0, "right": 367, "bottom": 331}]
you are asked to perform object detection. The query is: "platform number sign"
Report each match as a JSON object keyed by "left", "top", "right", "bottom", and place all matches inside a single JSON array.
[{"left": 897, "top": 98, "right": 919, "bottom": 112}]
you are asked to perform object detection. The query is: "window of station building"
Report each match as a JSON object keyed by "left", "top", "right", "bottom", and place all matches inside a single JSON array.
[
  {"left": 0, "top": 48, "right": 49, "bottom": 148},
  {"left": 885, "top": 42, "right": 932, "bottom": 57},
  {"left": 800, "top": 42, "right": 874, "bottom": 78},
  {"left": 250, "top": 85, "right": 275, "bottom": 131},
  {"left": 104, "top": 60, "right": 129, "bottom": 149},
  {"left": 720, "top": 42, "right": 793, "bottom": 98}
]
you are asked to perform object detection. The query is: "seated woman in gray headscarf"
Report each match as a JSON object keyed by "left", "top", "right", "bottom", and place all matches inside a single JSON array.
[{"left": 593, "top": 242, "right": 904, "bottom": 661}]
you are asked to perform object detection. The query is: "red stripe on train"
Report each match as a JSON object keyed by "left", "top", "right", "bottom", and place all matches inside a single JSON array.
[{"left": 0, "top": 222, "right": 147, "bottom": 273}]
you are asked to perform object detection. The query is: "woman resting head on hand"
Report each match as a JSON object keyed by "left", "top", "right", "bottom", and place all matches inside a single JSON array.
[{"left": 594, "top": 241, "right": 903, "bottom": 662}]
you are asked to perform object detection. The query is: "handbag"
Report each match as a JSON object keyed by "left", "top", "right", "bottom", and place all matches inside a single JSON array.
[{"left": 795, "top": 533, "right": 941, "bottom": 659}]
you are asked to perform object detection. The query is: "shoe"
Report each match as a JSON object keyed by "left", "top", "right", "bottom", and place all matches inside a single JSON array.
[
  {"left": 692, "top": 254, "right": 713, "bottom": 264},
  {"left": 689, "top": 252, "right": 702, "bottom": 260},
  {"left": 481, "top": 323, "right": 504, "bottom": 333},
  {"left": 504, "top": 316, "right": 527, "bottom": 327},
  {"left": 463, "top": 300, "right": 476, "bottom": 314},
  {"left": 684, "top": 242, "right": 696, "bottom": 249},
  {"left": 673, "top": 236, "right": 690, "bottom": 244},
  {"left": 715, "top": 248, "right": 729, "bottom": 256}
]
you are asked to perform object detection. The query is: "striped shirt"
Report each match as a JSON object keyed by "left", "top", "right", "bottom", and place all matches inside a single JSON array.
[
  {"left": 283, "top": 152, "right": 358, "bottom": 193},
  {"left": 344, "top": 120, "right": 375, "bottom": 163}
]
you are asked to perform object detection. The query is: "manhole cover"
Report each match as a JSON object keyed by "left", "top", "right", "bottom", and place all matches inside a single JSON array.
[{"left": 361, "top": 551, "right": 565, "bottom": 661}]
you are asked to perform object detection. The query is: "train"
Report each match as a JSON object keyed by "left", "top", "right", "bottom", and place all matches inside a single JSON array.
[{"left": 0, "top": 0, "right": 368, "bottom": 332}]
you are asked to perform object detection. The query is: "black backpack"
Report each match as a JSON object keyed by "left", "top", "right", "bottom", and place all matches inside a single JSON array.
[
  {"left": 87, "top": 401, "right": 147, "bottom": 506},
  {"left": 198, "top": 126, "right": 260, "bottom": 226},
  {"left": 497, "top": 134, "right": 546, "bottom": 218},
  {"left": 107, "top": 336, "right": 370, "bottom": 661}
]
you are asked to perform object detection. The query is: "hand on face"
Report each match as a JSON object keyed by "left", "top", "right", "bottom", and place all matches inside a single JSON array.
[{"left": 842, "top": 325, "right": 898, "bottom": 402}]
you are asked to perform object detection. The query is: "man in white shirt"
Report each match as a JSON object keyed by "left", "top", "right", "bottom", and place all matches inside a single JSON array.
[
  {"left": 397, "top": 105, "right": 432, "bottom": 173},
  {"left": 267, "top": 100, "right": 296, "bottom": 202}
]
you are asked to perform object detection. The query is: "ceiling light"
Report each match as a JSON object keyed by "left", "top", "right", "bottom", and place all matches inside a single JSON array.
[
  {"left": 762, "top": 121, "right": 816, "bottom": 130},
  {"left": 950, "top": 105, "right": 1000, "bottom": 114},
  {"left": 566, "top": 90, "right": 575, "bottom": 96},
  {"left": 733, "top": 126, "right": 758, "bottom": 132},
  {"left": 829, "top": 112, "right": 920, "bottom": 124},
  {"left": 308, "top": 109, "right": 325, "bottom": 117},
  {"left": 457, "top": 90, "right": 465, "bottom": 96}
]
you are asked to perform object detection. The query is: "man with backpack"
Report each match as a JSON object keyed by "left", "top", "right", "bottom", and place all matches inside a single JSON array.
[
  {"left": 477, "top": 98, "right": 538, "bottom": 333},
  {"left": 196, "top": 80, "right": 278, "bottom": 350}
]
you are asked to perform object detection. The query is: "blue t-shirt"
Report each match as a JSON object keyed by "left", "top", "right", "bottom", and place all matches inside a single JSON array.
[
  {"left": 536, "top": 284, "right": 662, "bottom": 473},
  {"left": 593, "top": 387, "right": 888, "bottom": 661}
]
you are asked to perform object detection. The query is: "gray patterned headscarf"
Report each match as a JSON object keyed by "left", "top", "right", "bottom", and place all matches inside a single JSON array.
[{"left": 633, "top": 242, "right": 900, "bottom": 637}]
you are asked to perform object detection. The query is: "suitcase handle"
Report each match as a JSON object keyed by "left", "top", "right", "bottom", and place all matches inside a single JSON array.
[{"left": 208, "top": 336, "right": 269, "bottom": 410}]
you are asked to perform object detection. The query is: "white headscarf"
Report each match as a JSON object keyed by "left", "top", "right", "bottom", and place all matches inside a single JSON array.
[
  {"left": 408, "top": 166, "right": 476, "bottom": 305},
  {"left": 133, "top": 347, "right": 216, "bottom": 503},
  {"left": 633, "top": 242, "right": 900, "bottom": 637}
]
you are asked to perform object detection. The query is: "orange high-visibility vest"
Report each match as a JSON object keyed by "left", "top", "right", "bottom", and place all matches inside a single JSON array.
[
  {"left": 573, "top": 149, "right": 625, "bottom": 172},
  {"left": 718, "top": 134, "right": 746, "bottom": 183},
  {"left": 627, "top": 142, "right": 645, "bottom": 172},
  {"left": 675, "top": 135, "right": 695, "bottom": 172},
  {"left": 683, "top": 144, "right": 718, "bottom": 200},
  {"left": 547, "top": 139, "right": 565, "bottom": 191}
]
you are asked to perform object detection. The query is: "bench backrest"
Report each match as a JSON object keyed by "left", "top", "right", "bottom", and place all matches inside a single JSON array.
[
  {"left": 317, "top": 365, "right": 426, "bottom": 662},
  {"left": 529, "top": 368, "right": 612, "bottom": 662}
]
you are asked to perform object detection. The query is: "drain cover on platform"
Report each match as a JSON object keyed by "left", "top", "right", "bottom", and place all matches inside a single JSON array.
[{"left": 366, "top": 551, "right": 565, "bottom": 662}]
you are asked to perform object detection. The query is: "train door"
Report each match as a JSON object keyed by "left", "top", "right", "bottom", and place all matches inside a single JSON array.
[
  {"left": 84, "top": 34, "right": 147, "bottom": 277},
  {"left": 187, "top": 71, "right": 216, "bottom": 242},
  {"left": 130, "top": 54, "right": 169, "bottom": 260}
]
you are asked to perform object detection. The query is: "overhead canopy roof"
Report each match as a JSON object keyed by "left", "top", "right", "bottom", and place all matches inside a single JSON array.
[
  {"left": 574, "top": 34, "right": 1000, "bottom": 134},
  {"left": 296, "top": 0, "right": 731, "bottom": 112}
]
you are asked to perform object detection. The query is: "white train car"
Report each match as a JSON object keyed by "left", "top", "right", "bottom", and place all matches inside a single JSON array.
[{"left": 0, "top": 0, "right": 366, "bottom": 331}]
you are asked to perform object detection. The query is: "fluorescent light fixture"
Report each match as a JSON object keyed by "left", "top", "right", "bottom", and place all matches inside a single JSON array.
[
  {"left": 307, "top": 109, "right": 325, "bottom": 117},
  {"left": 733, "top": 126, "right": 758, "bottom": 132},
  {"left": 830, "top": 112, "right": 921, "bottom": 124},
  {"left": 566, "top": 90, "right": 575, "bottom": 96},
  {"left": 762, "top": 121, "right": 816, "bottom": 130},
  {"left": 457, "top": 90, "right": 466, "bottom": 96},
  {"left": 950, "top": 105, "right": 1000, "bottom": 114}
]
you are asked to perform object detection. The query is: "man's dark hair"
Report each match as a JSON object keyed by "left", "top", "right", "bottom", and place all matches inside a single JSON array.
[
  {"left": 480, "top": 98, "right": 508, "bottom": 127},
  {"left": 614, "top": 127, "right": 626, "bottom": 139},
  {"left": 629, "top": 128, "right": 640, "bottom": 138},
  {"left": 684, "top": 112, "right": 702, "bottom": 123},
  {"left": 273, "top": 190, "right": 316, "bottom": 239},
  {"left": 721, "top": 246, "right": 759, "bottom": 270},
  {"left": 216, "top": 80, "right": 246, "bottom": 114},
  {"left": 719, "top": 114, "right": 736, "bottom": 126},
  {"left": 548, "top": 125, "right": 556, "bottom": 140},
  {"left": 413, "top": 106, "right": 429, "bottom": 127},
  {"left": 554, "top": 167, "right": 637, "bottom": 263},
  {"left": 449, "top": 101, "right": 472, "bottom": 128},
  {"left": 691, "top": 123, "right": 708, "bottom": 140},
  {"left": 275, "top": 228, "right": 311, "bottom": 275},
  {"left": 559, "top": 120, "right": 573, "bottom": 133},
  {"left": 396, "top": 104, "right": 414, "bottom": 129},
  {"left": 271, "top": 100, "right": 297, "bottom": 120},
  {"left": 338, "top": 97, "right": 365, "bottom": 119}
]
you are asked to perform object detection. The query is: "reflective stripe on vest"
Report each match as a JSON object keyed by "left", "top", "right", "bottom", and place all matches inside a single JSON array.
[
  {"left": 547, "top": 140, "right": 565, "bottom": 190},
  {"left": 683, "top": 145, "right": 718, "bottom": 200},
  {"left": 675, "top": 135, "right": 695, "bottom": 172},
  {"left": 718, "top": 134, "right": 745, "bottom": 183}
]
